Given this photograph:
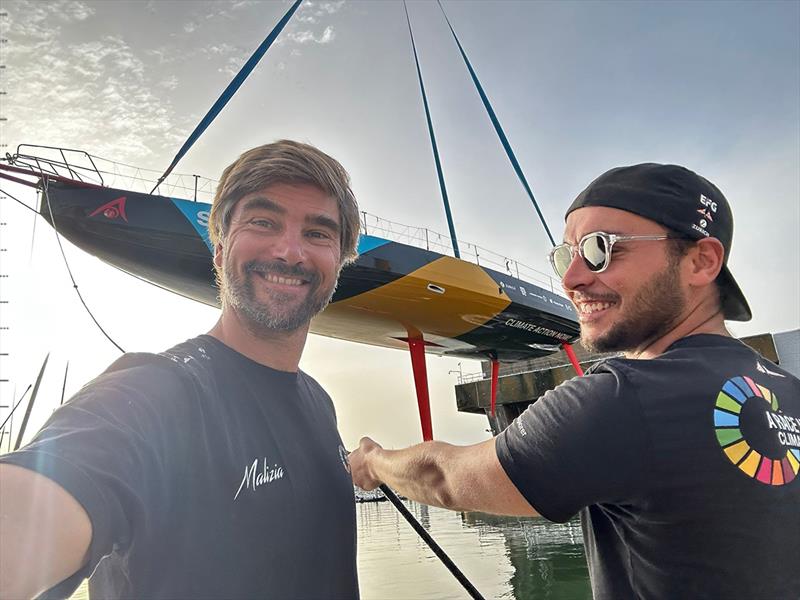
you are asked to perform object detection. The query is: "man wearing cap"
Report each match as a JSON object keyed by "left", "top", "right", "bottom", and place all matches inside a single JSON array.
[{"left": 349, "top": 163, "right": 800, "bottom": 598}]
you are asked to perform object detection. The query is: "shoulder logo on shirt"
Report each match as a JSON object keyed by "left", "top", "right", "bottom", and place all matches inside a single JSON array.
[
  {"left": 713, "top": 375, "right": 799, "bottom": 486},
  {"left": 756, "top": 361, "right": 785, "bottom": 378},
  {"left": 338, "top": 445, "right": 351, "bottom": 473},
  {"left": 162, "top": 345, "right": 212, "bottom": 365},
  {"left": 233, "top": 457, "right": 286, "bottom": 500}
]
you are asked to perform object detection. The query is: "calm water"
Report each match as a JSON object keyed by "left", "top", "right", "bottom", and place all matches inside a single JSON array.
[
  {"left": 357, "top": 500, "right": 590, "bottom": 600},
  {"left": 71, "top": 500, "right": 590, "bottom": 599}
]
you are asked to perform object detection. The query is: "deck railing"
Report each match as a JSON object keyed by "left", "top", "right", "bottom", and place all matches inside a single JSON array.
[
  {"left": 10, "top": 145, "right": 217, "bottom": 201},
  {"left": 7, "top": 145, "right": 563, "bottom": 295},
  {"left": 360, "top": 211, "right": 560, "bottom": 293}
]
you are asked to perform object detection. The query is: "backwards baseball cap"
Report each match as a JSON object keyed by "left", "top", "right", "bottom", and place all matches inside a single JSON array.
[{"left": 566, "top": 162, "right": 751, "bottom": 321}]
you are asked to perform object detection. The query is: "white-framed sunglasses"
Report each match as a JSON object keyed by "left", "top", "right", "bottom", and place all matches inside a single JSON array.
[{"left": 548, "top": 231, "right": 685, "bottom": 279}]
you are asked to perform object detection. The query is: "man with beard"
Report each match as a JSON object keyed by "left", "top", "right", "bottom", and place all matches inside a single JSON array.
[
  {"left": 349, "top": 163, "right": 800, "bottom": 599},
  {"left": 0, "top": 140, "right": 362, "bottom": 599}
]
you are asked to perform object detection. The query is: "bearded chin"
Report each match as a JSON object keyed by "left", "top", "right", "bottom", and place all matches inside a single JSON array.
[
  {"left": 219, "top": 262, "right": 338, "bottom": 334},
  {"left": 581, "top": 264, "right": 685, "bottom": 354}
]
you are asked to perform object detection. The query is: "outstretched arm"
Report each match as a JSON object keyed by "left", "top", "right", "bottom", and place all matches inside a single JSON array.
[
  {"left": 348, "top": 436, "right": 538, "bottom": 517},
  {"left": 0, "top": 463, "right": 91, "bottom": 599}
]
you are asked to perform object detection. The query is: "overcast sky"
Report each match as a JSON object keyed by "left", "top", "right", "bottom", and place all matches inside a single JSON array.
[{"left": 1, "top": 0, "right": 798, "bottom": 450}]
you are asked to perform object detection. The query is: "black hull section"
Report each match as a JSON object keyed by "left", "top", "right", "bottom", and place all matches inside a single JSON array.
[{"left": 39, "top": 181, "right": 580, "bottom": 361}]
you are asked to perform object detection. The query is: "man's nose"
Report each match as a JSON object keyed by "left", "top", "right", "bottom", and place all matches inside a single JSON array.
[
  {"left": 271, "top": 229, "right": 306, "bottom": 264},
  {"left": 561, "top": 252, "right": 595, "bottom": 291}
]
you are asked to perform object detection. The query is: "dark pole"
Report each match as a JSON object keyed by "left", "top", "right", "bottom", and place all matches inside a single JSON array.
[
  {"left": 60, "top": 361, "right": 70, "bottom": 406},
  {"left": 378, "top": 484, "right": 486, "bottom": 600},
  {"left": 0, "top": 385, "right": 32, "bottom": 437},
  {"left": 14, "top": 354, "right": 49, "bottom": 450}
]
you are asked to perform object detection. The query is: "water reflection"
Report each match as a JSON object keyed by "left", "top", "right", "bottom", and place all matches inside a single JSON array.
[
  {"left": 462, "top": 511, "right": 590, "bottom": 600},
  {"left": 358, "top": 500, "right": 591, "bottom": 600}
]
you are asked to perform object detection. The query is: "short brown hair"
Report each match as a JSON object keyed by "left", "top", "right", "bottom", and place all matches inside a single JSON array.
[{"left": 208, "top": 140, "right": 360, "bottom": 265}]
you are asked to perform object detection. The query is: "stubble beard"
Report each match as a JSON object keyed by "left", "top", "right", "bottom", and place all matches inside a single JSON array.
[
  {"left": 581, "top": 262, "right": 686, "bottom": 354},
  {"left": 219, "top": 257, "right": 338, "bottom": 334}
]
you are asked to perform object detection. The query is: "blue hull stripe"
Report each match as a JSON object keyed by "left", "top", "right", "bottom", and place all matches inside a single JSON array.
[
  {"left": 357, "top": 234, "right": 391, "bottom": 255},
  {"left": 171, "top": 198, "right": 213, "bottom": 252}
]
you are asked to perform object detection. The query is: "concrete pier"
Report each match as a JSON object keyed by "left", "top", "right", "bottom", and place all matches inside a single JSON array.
[{"left": 456, "top": 332, "right": 786, "bottom": 436}]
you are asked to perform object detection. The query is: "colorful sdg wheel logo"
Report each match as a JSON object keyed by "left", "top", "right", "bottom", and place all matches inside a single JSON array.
[{"left": 715, "top": 375, "right": 800, "bottom": 486}]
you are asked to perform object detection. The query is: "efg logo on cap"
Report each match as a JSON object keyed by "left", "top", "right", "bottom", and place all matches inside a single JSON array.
[
  {"left": 695, "top": 193, "right": 717, "bottom": 237},
  {"left": 566, "top": 162, "right": 752, "bottom": 322}
]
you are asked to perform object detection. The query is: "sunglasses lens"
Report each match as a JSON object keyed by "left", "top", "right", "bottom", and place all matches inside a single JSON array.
[
  {"left": 550, "top": 245, "right": 573, "bottom": 278},
  {"left": 581, "top": 234, "right": 609, "bottom": 271}
]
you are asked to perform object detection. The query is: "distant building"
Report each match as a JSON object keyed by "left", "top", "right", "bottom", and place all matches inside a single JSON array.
[{"left": 773, "top": 329, "right": 800, "bottom": 378}]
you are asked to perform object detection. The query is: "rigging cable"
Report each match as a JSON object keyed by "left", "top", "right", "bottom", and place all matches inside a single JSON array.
[
  {"left": 42, "top": 178, "right": 125, "bottom": 353},
  {"left": 402, "top": 0, "right": 460, "bottom": 258},
  {"left": 0, "top": 384, "right": 32, "bottom": 433},
  {"left": 435, "top": 0, "right": 555, "bottom": 247},
  {"left": 436, "top": 0, "right": 584, "bottom": 374},
  {"left": 151, "top": 0, "right": 304, "bottom": 192},
  {"left": 4, "top": 186, "right": 201, "bottom": 343},
  {"left": 0, "top": 187, "right": 41, "bottom": 215}
]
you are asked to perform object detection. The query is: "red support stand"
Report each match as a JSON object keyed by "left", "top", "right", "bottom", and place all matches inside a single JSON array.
[
  {"left": 490, "top": 359, "right": 499, "bottom": 417},
  {"left": 563, "top": 342, "right": 584, "bottom": 376},
  {"left": 408, "top": 337, "right": 434, "bottom": 441}
]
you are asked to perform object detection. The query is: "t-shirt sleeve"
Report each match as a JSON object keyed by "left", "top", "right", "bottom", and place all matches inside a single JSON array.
[
  {"left": 299, "top": 372, "right": 338, "bottom": 424},
  {"left": 495, "top": 365, "right": 651, "bottom": 522},
  {"left": 0, "top": 363, "right": 188, "bottom": 593}
]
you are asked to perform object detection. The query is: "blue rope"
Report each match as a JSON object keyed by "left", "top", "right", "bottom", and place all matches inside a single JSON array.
[
  {"left": 152, "top": 0, "right": 304, "bottom": 193},
  {"left": 436, "top": 0, "right": 556, "bottom": 247},
  {"left": 403, "top": 1, "right": 460, "bottom": 258}
]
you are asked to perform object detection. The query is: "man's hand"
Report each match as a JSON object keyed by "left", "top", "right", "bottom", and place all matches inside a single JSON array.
[
  {"left": 346, "top": 436, "right": 539, "bottom": 516},
  {"left": 348, "top": 436, "right": 383, "bottom": 491}
]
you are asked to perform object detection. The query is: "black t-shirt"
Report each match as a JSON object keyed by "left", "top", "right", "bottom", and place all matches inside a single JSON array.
[
  {"left": 1, "top": 336, "right": 359, "bottom": 599},
  {"left": 496, "top": 334, "right": 800, "bottom": 599}
]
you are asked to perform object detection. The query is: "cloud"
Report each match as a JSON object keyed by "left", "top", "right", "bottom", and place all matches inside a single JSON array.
[
  {"left": 58, "top": 0, "right": 94, "bottom": 21},
  {"left": 145, "top": 47, "right": 179, "bottom": 66},
  {"left": 318, "top": 25, "right": 335, "bottom": 43},
  {"left": 286, "top": 25, "right": 335, "bottom": 45},
  {"left": 1, "top": 0, "right": 342, "bottom": 169},
  {"left": 230, "top": 0, "right": 260, "bottom": 9},
  {"left": 310, "top": 1, "right": 345, "bottom": 15},
  {"left": 194, "top": 39, "right": 250, "bottom": 77},
  {"left": 288, "top": 1, "right": 343, "bottom": 43},
  {"left": 4, "top": 10, "right": 187, "bottom": 166},
  {"left": 193, "top": 0, "right": 261, "bottom": 26},
  {"left": 160, "top": 75, "right": 179, "bottom": 91},
  {"left": 219, "top": 55, "right": 251, "bottom": 77},
  {"left": 205, "top": 43, "right": 238, "bottom": 56},
  {"left": 5, "top": 0, "right": 95, "bottom": 39}
]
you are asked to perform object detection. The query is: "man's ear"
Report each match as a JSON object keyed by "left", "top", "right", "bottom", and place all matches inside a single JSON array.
[
  {"left": 214, "top": 242, "right": 223, "bottom": 270},
  {"left": 688, "top": 237, "right": 725, "bottom": 286}
]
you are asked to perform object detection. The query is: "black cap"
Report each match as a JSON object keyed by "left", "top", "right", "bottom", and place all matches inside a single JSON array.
[{"left": 566, "top": 163, "right": 751, "bottom": 321}]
